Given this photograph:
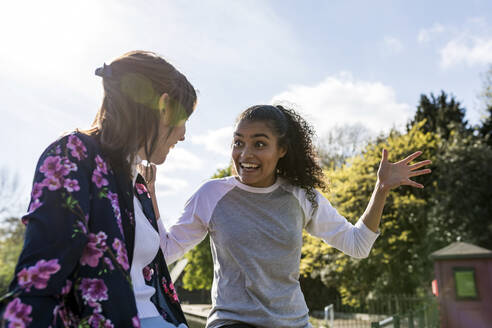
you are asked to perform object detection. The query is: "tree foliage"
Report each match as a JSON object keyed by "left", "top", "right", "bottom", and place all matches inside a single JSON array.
[
  {"left": 0, "top": 217, "right": 25, "bottom": 294},
  {"left": 302, "top": 122, "right": 439, "bottom": 305},
  {"left": 479, "top": 65, "right": 492, "bottom": 145},
  {"left": 407, "top": 91, "right": 468, "bottom": 139},
  {"left": 430, "top": 131, "right": 492, "bottom": 249}
]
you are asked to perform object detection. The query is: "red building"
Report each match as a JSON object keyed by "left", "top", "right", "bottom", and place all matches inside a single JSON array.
[{"left": 431, "top": 242, "right": 492, "bottom": 328}]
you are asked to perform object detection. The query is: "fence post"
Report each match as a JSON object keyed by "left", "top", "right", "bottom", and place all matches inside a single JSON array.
[
  {"left": 394, "top": 314, "right": 400, "bottom": 328},
  {"left": 408, "top": 311, "right": 414, "bottom": 328}
]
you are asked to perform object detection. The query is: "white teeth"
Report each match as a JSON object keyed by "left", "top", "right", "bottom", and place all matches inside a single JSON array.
[{"left": 241, "top": 163, "right": 259, "bottom": 169}]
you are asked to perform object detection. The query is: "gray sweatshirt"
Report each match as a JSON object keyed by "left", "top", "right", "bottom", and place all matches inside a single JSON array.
[{"left": 158, "top": 176, "right": 379, "bottom": 328}]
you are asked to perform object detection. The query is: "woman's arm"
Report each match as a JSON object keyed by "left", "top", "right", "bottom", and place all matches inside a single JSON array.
[
  {"left": 137, "top": 163, "right": 210, "bottom": 265},
  {"left": 304, "top": 149, "right": 431, "bottom": 258},
  {"left": 361, "top": 149, "right": 431, "bottom": 232},
  {"left": 1, "top": 134, "right": 92, "bottom": 326}
]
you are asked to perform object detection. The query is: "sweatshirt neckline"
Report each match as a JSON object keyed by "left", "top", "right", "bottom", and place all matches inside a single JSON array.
[{"left": 230, "top": 176, "right": 282, "bottom": 193}]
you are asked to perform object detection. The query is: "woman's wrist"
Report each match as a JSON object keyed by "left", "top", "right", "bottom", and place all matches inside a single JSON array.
[{"left": 375, "top": 180, "right": 391, "bottom": 196}]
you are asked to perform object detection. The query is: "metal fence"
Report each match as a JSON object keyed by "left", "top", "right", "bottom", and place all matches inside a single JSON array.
[{"left": 313, "top": 295, "right": 439, "bottom": 328}]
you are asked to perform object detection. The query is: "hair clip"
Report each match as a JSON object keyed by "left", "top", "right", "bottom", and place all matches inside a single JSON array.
[{"left": 95, "top": 63, "right": 112, "bottom": 78}]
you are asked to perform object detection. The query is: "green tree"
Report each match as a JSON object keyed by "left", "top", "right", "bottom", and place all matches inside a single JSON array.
[
  {"left": 478, "top": 65, "right": 492, "bottom": 145},
  {"left": 430, "top": 131, "right": 492, "bottom": 249},
  {"left": 301, "top": 122, "right": 439, "bottom": 305},
  {"left": 181, "top": 166, "right": 232, "bottom": 291},
  {"left": 407, "top": 91, "right": 469, "bottom": 139},
  {"left": 0, "top": 217, "right": 25, "bottom": 294}
]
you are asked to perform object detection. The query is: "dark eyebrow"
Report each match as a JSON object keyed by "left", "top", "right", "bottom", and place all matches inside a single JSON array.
[{"left": 233, "top": 132, "right": 270, "bottom": 139}]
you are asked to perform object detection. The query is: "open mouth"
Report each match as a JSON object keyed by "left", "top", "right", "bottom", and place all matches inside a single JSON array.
[{"left": 240, "top": 162, "right": 260, "bottom": 171}]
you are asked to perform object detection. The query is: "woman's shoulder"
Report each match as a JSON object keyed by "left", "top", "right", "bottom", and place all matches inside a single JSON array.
[
  {"left": 34, "top": 131, "right": 103, "bottom": 176},
  {"left": 195, "top": 176, "right": 235, "bottom": 194},
  {"left": 40, "top": 131, "right": 99, "bottom": 158}
]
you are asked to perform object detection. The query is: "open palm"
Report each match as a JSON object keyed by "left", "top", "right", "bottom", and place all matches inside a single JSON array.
[{"left": 377, "top": 149, "right": 432, "bottom": 190}]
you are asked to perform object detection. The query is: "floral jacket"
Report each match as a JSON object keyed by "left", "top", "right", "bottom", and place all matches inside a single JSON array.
[{"left": 0, "top": 132, "right": 187, "bottom": 328}]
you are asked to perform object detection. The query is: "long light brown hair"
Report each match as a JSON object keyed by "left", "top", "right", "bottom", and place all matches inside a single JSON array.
[{"left": 84, "top": 50, "right": 197, "bottom": 178}]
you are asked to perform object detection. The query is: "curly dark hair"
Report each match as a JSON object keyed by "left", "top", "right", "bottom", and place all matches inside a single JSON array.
[{"left": 237, "top": 104, "right": 326, "bottom": 207}]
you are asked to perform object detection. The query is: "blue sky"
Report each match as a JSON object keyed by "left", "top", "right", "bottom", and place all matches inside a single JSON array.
[{"left": 1, "top": 0, "right": 491, "bottom": 223}]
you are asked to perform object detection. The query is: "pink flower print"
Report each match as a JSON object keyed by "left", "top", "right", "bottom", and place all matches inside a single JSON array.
[
  {"left": 40, "top": 156, "right": 62, "bottom": 178},
  {"left": 143, "top": 266, "right": 153, "bottom": 281},
  {"left": 104, "top": 321, "right": 114, "bottom": 328},
  {"left": 107, "top": 192, "right": 124, "bottom": 236},
  {"left": 92, "top": 169, "right": 109, "bottom": 188},
  {"left": 3, "top": 298, "right": 32, "bottom": 327},
  {"left": 61, "top": 280, "right": 72, "bottom": 295},
  {"left": 42, "top": 176, "right": 63, "bottom": 191},
  {"left": 112, "top": 238, "right": 129, "bottom": 270},
  {"left": 17, "top": 259, "right": 61, "bottom": 292},
  {"left": 95, "top": 155, "right": 108, "bottom": 175},
  {"left": 61, "top": 157, "right": 77, "bottom": 173},
  {"left": 31, "top": 182, "right": 44, "bottom": 199},
  {"left": 107, "top": 191, "right": 118, "bottom": 206},
  {"left": 28, "top": 198, "right": 43, "bottom": 213},
  {"left": 132, "top": 316, "right": 141, "bottom": 328},
  {"left": 17, "top": 268, "right": 31, "bottom": 290},
  {"left": 67, "top": 135, "right": 87, "bottom": 160},
  {"left": 79, "top": 278, "right": 108, "bottom": 303},
  {"left": 64, "top": 178, "right": 80, "bottom": 192},
  {"left": 80, "top": 232, "right": 107, "bottom": 267},
  {"left": 103, "top": 257, "right": 115, "bottom": 270},
  {"left": 77, "top": 221, "right": 88, "bottom": 234},
  {"left": 88, "top": 312, "right": 103, "bottom": 327},
  {"left": 135, "top": 183, "right": 150, "bottom": 198},
  {"left": 89, "top": 313, "right": 113, "bottom": 328},
  {"left": 40, "top": 156, "right": 70, "bottom": 182},
  {"left": 161, "top": 277, "right": 179, "bottom": 303},
  {"left": 55, "top": 145, "right": 62, "bottom": 154}
]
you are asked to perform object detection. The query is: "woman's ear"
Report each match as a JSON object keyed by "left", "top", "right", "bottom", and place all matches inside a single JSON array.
[
  {"left": 158, "top": 93, "right": 169, "bottom": 111},
  {"left": 279, "top": 146, "right": 287, "bottom": 158},
  {"left": 159, "top": 93, "right": 172, "bottom": 124}
]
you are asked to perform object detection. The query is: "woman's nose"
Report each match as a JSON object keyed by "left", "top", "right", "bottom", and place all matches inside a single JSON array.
[{"left": 240, "top": 145, "right": 253, "bottom": 158}]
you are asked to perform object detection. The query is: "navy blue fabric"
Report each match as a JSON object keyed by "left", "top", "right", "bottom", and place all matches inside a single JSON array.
[{"left": 0, "top": 132, "right": 187, "bottom": 327}]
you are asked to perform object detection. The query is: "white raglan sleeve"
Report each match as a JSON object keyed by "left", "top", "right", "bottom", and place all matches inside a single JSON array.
[
  {"left": 157, "top": 179, "right": 232, "bottom": 264},
  {"left": 299, "top": 188, "right": 380, "bottom": 259}
]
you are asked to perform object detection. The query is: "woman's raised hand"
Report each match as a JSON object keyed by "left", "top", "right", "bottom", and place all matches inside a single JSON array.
[{"left": 377, "top": 149, "right": 432, "bottom": 191}]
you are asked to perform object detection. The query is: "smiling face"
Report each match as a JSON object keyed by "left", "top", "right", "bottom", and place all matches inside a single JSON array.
[
  {"left": 232, "top": 120, "right": 287, "bottom": 188},
  {"left": 138, "top": 118, "right": 187, "bottom": 165}
]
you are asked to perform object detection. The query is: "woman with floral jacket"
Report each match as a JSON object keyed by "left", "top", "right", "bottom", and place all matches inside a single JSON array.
[{"left": 0, "top": 51, "right": 197, "bottom": 328}]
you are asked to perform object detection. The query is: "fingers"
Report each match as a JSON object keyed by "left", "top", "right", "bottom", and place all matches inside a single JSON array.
[
  {"left": 409, "top": 160, "right": 432, "bottom": 170},
  {"left": 381, "top": 149, "right": 388, "bottom": 163},
  {"left": 409, "top": 168, "right": 432, "bottom": 177},
  {"left": 400, "top": 151, "right": 423, "bottom": 164},
  {"left": 402, "top": 179, "right": 424, "bottom": 189}
]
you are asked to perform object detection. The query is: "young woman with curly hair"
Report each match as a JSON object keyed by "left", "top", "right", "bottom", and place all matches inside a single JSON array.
[{"left": 146, "top": 104, "right": 431, "bottom": 328}]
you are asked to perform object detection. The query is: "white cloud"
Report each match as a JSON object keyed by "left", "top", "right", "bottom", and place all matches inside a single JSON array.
[
  {"left": 155, "top": 176, "right": 189, "bottom": 197},
  {"left": 270, "top": 72, "right": 413, "bottom": 136},
  {"left": 417, "top": 19, "right": 492, "bottom": 68},
  {"left": 382, "top": 36, "right": 404, "bottom": 55},
  {"left": 160, "top": 148, "right": 203, "bottom": 172},
  {"left": 191, "top": 126, "right": 233, "bottom": 157},
  {"left": 440, "top": 37, "right": 492, "bottom": 68},
  {"left": 418, "top": 23, "right": 445, "bottom": 43}
]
